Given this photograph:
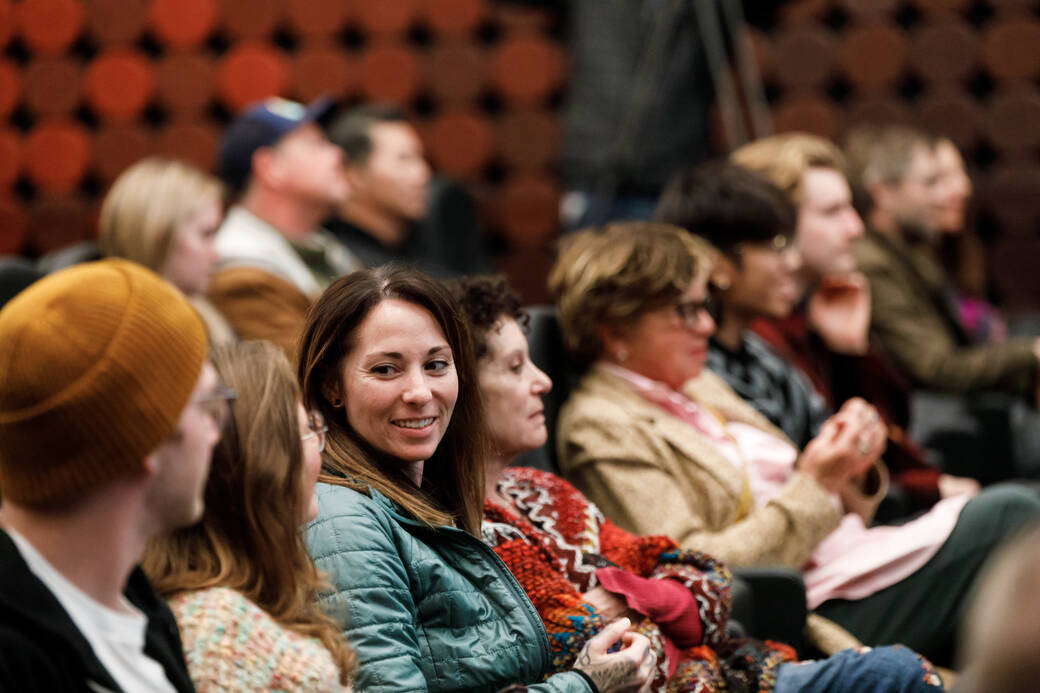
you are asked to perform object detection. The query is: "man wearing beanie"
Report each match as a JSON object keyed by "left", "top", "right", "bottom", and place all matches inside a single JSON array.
[
  {"left": 209, "top": 96, "right": 361, "bottom": 356},
  {"left": 0, "top": 259, "right": 224, "bottom": 691}
]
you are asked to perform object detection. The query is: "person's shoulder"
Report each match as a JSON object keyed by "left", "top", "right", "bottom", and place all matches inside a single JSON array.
[
  {"left": 170, "top": 587, "right": 294, "bottom": 646},
  {"left": 853, "top": 229, "right": 895, "bottom": 268},
  {"left": 508, "top": 466, "right": 582, "bottom": 499},
  {"left": 683, "top": 368, "right": 732, "bottom": 397},
  {"left": 308, "top": 482, "right": 405, "bottom": 559},
  {"left": 561, "top": 369, "right": 642, "bottom": 425},
  {"left": 0, "top": 624, "right": 85, "bottom": 690},
  {"left": 313, "top": 481, "right": 386, "bottom": 520},
  {"left": 744, "top": 332, "right": 795, "bottom": 373},
  {"left": 170, "top": 585, "right": 257, "bottom": 616}
]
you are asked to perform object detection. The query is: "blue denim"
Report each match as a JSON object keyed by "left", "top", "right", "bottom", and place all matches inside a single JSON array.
[{"left": 774, "top": 646, "right": 945, "bottom": 693}]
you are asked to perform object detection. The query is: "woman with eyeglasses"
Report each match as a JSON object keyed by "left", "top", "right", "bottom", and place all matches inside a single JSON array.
[
  {"left": 452, "top": 273, "right": 951, "bottom": 693},
  {"left": 142, "top": 340, "right": 356, "bottom": 692},
  {"left": 658, "top": 163, "right": 823, "bottom": 450},
  {"left": 551, "top": 220, "right": 1039, "bottom": 670}
]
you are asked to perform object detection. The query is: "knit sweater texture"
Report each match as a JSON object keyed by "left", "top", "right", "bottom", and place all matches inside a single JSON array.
[
  {"left": 168, "top": 587, "right": 349, "bottom": 693},
  {"left": 483, "top": 467, "right": 796, "bottom": 693}
]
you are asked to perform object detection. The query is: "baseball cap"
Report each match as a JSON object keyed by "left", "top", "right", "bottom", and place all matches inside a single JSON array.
[{"left": 218, "top": 96, "right": 334, "bottom": 192}]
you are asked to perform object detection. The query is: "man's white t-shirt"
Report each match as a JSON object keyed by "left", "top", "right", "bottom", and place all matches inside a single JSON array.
[{"left": 7, "top": 528, "right": 178, "bottom": 693}]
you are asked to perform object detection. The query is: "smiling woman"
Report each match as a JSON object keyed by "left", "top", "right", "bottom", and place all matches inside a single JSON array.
[{"left": 297, "top": 265, "right": 656, "bottom": 693}]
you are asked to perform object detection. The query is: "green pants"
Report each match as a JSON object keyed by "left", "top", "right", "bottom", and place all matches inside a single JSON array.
[{"left": 815, "top": 484, "right": 1040, "bottom": 667}]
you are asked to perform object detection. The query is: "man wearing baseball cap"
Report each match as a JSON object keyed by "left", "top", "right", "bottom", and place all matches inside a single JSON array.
[
  {"left": 210, "top": 96, "right": 361, "bottom": 356},
  {"left": 0, "top": 259, "right": 227, "bottom": 691}
]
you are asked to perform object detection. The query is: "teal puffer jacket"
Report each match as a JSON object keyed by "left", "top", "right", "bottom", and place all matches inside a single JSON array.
[{"left": 306, "top": 482, "right": 591, "bottom": 693}]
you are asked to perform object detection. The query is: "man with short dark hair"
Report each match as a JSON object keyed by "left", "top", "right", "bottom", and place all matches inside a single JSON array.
[
  {"left": 0, "top": 259, "right": 226, "bottom": 691},
  {"left": 325, "top": 104, "right": 433, "bottom": 270},
  {"left": 326, "top": 104, "right": 492, "bottom": 277},
  {"left": 210, "top": 97, "right": 361, "bottom": 355}
]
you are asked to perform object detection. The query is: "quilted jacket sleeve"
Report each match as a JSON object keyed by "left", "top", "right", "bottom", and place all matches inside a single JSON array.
[{"left": 306, "top": 484, "right": 428, "bottom": 693}]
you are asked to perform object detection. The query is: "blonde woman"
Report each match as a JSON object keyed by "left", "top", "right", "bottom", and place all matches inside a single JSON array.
[
  {"left": 143, "top": 340, "right": 356, "bottom": 691},
  {"left": 99, "top": 157, "right": 233, "bottom": 344}
]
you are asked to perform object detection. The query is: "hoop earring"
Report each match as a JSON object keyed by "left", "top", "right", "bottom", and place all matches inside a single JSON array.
[{"left": 332, "top": 398, "right": 343, "bottom": 408}]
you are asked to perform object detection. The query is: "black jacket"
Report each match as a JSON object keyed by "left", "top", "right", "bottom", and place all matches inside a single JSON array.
[{"left": 0, "top": 530, "right": 195, "bottom": 692}]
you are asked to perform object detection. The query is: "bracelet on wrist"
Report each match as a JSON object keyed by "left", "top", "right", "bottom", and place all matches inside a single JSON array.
[{"left": 572, "top": 669, "right": 600, "bottom": 693}]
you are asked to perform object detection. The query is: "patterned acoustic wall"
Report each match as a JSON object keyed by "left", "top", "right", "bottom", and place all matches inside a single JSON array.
[{"left": 1, "top": 0, "right": 1039, "bottom": 306}]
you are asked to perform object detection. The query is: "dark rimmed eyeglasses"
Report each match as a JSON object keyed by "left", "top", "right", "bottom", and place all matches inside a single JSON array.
[
  {"left": 301, "top": 409, "right": 329, "bottom": 453},
  {"left": 673, "top": 296, "right": 717, "bottom": 328},
  {"left": 191, "top": 384, "right": 236, "bottom": 430}
]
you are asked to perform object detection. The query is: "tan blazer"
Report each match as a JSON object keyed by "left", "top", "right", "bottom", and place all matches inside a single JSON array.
[{"left": 557, "top": 365, "right": 885, "bottom": 569}]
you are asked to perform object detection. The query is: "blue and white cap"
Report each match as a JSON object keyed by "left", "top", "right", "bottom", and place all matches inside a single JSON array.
[{"left": 217, "top": 96, "right": 334, "bottom": 192}]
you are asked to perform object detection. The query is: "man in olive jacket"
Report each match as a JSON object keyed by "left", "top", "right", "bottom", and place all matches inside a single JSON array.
[{"left": 849, "top": 125, "right": 1040, "bottom": 399}]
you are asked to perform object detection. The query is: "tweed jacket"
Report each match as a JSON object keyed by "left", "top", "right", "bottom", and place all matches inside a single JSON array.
[
  {"left": 556, "top": 365, "right": 884, "bottom": 569},
  {"left": 306, "top": 483, "right": 590, "bottom": 693},
  {"left": 855, "top": 229, "right": 1037, "bottom": 395}
]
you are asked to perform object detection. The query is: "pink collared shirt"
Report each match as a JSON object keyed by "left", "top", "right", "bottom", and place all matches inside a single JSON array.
[{"left": 600, "top": 362, "right": 968, "bottom": 608}]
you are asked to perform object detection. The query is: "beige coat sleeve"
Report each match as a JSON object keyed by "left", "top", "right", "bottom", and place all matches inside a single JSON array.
[{"left": 560, "top": 411, "right": 843, "bottom": 569}]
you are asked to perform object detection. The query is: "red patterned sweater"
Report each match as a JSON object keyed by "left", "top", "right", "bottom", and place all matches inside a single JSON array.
[{"left": 483, "top": 467, "right": 796, "bottom": 693}]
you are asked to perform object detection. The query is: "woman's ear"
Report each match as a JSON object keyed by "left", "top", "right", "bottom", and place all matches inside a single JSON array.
[{"left": 597, "top": 323, "right": 630, "bottom": 364}]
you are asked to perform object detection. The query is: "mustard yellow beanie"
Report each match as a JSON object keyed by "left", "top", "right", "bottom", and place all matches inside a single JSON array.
[{"left": 0, "top": 259, "right": 208, "bottom": 506}]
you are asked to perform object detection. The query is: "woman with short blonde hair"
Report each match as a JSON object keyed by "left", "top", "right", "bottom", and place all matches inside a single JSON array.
[
  {"left": 552, "top": 221, "right": 1039, "bottom": 669},
  {"left": 550, "top": 222, "right": 714, "bottom": 372},
  {"left": 731, "top": 132, "right": 846, "bottom": 204}
]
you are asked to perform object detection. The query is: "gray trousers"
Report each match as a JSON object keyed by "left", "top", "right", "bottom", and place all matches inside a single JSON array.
[{"left": 815, "top": 484, "right": 1040, "bottom": 667}]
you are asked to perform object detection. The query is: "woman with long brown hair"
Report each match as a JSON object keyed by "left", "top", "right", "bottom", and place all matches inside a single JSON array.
[
  {"left": 300, "top": 264, "right": 654, "bottom": 693},
  {"left": 143, "top": 340, "right": 356, "bottom": 692}
]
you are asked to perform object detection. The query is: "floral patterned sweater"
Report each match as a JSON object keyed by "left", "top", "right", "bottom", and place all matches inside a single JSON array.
[{"left": 482, "top": 467, "right": 796, "bottom": 693}]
